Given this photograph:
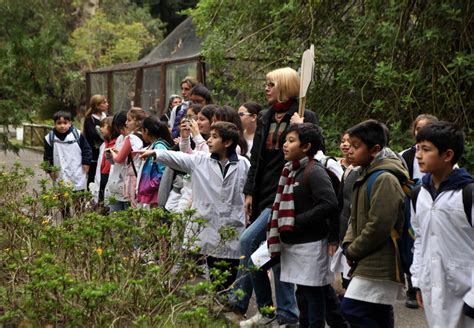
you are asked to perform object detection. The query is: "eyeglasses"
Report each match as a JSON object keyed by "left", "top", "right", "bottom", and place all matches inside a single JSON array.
[
  {"left": 238, "top": 112, "right": 252, "bottom": 117},
  {"left": 264, "top": 82, "right": 275, "bottom": 88}
]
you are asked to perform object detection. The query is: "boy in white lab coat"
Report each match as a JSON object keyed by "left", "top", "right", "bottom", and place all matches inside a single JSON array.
[
  {"left": 410, "top": 121, "right": 474, "bottom": 327},
  {"left": 140, "top": 121, "right": 250, "bottom": 289}
]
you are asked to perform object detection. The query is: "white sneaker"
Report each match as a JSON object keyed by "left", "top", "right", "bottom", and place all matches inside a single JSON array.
[{"left": 239, "top": 312, "right": 276, "bottom": 327}]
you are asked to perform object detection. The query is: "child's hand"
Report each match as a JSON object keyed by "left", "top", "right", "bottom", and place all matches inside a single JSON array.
[
  {"left": 244, "top": 195, "right": 253, "bottom": 225},
  {"left": 180, "top": 121, "right": 191, "bottom": 139},
  {"left": 416, "top": 290, "right": 424, "bottom": 309},
  {"left": 189, "top": 119, "right": 199, "bottom": 136},
  {"left": 328, "top": 243, "right": 338, "bottom": 257},
  {"left": 83, "top": 165, "right": 90, "bottom": 173},
  {"left": 290, "top": 112, "right": 304, "bottom": 124},
  {"left": 139, "top": 149, "right": 156, "bottom": 160}
]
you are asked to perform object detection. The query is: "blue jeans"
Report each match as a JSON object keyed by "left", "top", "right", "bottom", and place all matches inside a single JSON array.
[
  {"left": 296, "top": 285, "right": 326, "bottom": 328},
  {"left": 230, "top": 208, "right": 298, "bottom": 324}
]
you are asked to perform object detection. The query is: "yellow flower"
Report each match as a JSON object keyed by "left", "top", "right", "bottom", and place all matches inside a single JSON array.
[
  {"left": 239, "top": 255, "right": 246, "bottom": 260},
  {"left": 41, "top": 219, "right": 49, "bottom": 225},
  {"left": 96, "top": 247, "right": 103, "bottom": 256},
  {"left": 63, "top": 192, "right": 70, "bottom": 198}
]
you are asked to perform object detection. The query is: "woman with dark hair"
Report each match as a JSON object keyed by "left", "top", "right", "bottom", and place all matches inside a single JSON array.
[
  {"left": 238, "top": 102, "right": 262, "bottom": 158},
  {"left": 83, "top": 94, "right": 109, "bottom": 187},
  {"left": 189, "top": 83, "right": 213, "bottom": 105}
]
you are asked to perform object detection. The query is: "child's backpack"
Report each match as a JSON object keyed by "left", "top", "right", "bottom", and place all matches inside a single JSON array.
[
  {"left": 48, "top": 128, "right": 81, "bottom": 148},
  {"left": 366, "top": 170, "right": 421, "bottom": 275},
  {"left": 304, "top": 158, "right": 341, "bottom": 195},
  {"left": 316, "top": 155, "right": 341, "bottom": 195}
]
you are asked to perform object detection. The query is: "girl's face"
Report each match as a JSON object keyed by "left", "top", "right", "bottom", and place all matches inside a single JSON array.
[
  {"left": 414, "top": 119, "right": 429, "bottom": 137},
  {"left": 340, "top": 133, "right": 351, "bottom": 156},
  {"left": 100, "top": 124, "right": 111, "bottom": 138},
  {"left": 142, "top": 128, "right": 153, "bottom": 144},
  {"left": 126, "top": 114, "right": 139, "bottom": 133},
  {"left": 238, "top": 106, "right": 256, "bottom": 130},
  {"left": 196, "top": 112, "right": 211, "bottom": 135},
  {"left": 98, "top": 99, "right": 109, "bottom": 112},
  {"left": 171, "top": 97, "right": 182, "bottom": 109},
  {"left": 186, "top": 108, "right": 197, "bottom": 120}
]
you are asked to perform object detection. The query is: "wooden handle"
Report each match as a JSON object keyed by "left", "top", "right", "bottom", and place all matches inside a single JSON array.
[{"left": 298, "top": 96, "right": 306, "bottom": 117}]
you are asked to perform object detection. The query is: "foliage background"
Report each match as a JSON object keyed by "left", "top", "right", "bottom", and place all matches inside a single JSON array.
[
  {"left": 188, "top": 0, "right": 473, "bottom": 169},
  {"left": 0, "top": 0, "right": 472, "bottom": 167}
]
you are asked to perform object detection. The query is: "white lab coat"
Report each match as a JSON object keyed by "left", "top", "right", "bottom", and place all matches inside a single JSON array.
[
  {"left": 411, "top": 187, "right": 474, "bottom": 328},
  {"left": 154, "top": 149, "right": 250, "bottom": 259},
  {"left": 45, "top": 130, "right": 87, "bottom": 191}
]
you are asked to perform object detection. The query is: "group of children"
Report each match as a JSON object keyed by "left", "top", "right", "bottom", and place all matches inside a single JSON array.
[{"left": 43, "top": 67, "right": 473, "bottom": 328}]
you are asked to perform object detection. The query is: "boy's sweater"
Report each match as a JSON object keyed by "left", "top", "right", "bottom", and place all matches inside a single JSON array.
[
  {"left": 343, "top": 148, "right": 409, "bottom": 283},
  {"left": 153, "top": 149, "right": 250, "bottom": 259},
  {"left": 411, "top": 168, "right": 474, "bottom": 327},
  {"left": 280, "top": 161, "right": 340, "bottom": 245}
]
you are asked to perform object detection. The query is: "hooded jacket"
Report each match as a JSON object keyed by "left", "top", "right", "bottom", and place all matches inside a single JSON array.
[
  {"left": 343, "top": 148, "right": 409, "bottom": 283},
  {"left": 410, "top": 168, "right": 474, "bottom": 328}
]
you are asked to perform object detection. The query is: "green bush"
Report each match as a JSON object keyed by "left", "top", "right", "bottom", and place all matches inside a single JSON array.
[{"left": 0, "top": 164, "right": 232, "bottom": 327}]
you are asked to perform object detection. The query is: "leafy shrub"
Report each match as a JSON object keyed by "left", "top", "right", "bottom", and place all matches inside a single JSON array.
[{"left": 0, "top": 164, "right": 232, "bottom": 327}]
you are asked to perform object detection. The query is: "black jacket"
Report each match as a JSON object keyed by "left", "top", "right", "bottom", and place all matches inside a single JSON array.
[
  {"left": 243, "top": 101, "right": 319, "bottom": 220},
  {"left": 280, "top": 161, "right": 340, "bottom": 244}
]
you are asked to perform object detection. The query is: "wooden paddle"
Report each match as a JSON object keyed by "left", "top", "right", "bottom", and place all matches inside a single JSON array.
[{"left": 298, "top": 44, "right": 315, "bottom": 117}]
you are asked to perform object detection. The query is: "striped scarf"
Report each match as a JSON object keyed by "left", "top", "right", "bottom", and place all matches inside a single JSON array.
[{"left": 267, "top": 156, "right": 309, "bottom": 258}]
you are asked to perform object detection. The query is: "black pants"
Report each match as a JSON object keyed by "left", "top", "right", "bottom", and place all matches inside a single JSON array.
[
  {"left": 99, "top": 173, "right": 109, "bottom": 203},
  {"left": 341, "top": 298, "right": 394, "bottom": 328},
  {"left": 325, "top": 285, "right": 349, "bottom": 327}
]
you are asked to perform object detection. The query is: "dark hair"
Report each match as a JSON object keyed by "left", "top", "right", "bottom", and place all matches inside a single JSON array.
[
  {"left": 53, "top": 111, "right": 72, "bottom": 122},
  {"left": 210, "top": 122, "right": 239, "bottom": 153},
  {"left": 188, "top": 103, "right": 203, "bottom": 116},
  {"left": 214, "top": 106, "right": 248, "bottom": 156},
  {"left": 190, "top": 84, "right": 212, "bottom": 104},
  {"left": 142, "top": 115, "right": 173, "bottom": 145},
  {"left": 416, "top": 121, "right": 464, "bottom": 164},
  {"left": 112, "top": 111, "right": 128, "bottom": 134},
  {"left": 100, "top": 116, "right": 119, "bottom": 141},
  {"left": 286, "top": 123, "right": 323, "bottom": 157},
  {"left": 200, "top": 104, "right": 217, "bottom": 123},
  {"left": 241, "top": 101, "right": 262, "bottom": 116},
  {"left": 347, "top": 119, "right": 387, "bottom": 149}
]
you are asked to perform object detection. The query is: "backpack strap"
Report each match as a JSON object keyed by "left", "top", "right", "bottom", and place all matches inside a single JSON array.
[
  {"left": 321, "top": 156, "right": 337, "bottom": 168},
  {"left": 71, "top": 127, "right": 80, "bottom": 142},
  {"left": 366, "top": 169, "right": 388, "bottom": 201},
  {"left": 463, "top": 182, "right": 474, "bottom": 226},
  {"left": 410, "top": 185, "right": 423, "bottom": 214},
  {"left": 48, "top": 130, "right": 55, "bottom": 147}
]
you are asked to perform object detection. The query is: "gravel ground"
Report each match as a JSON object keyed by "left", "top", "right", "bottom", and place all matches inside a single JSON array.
[{"left": 0, "top": 148, "right": 429, "bottom": 327}]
